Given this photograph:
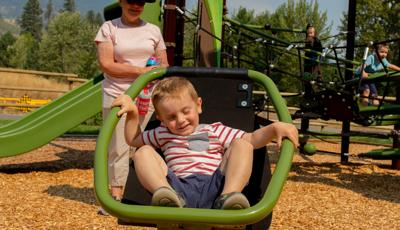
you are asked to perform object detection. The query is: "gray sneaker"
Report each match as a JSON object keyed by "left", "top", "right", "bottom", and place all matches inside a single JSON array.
[
  {"left": 213, "top": 192, "right": 250, "bottom": 210},
  {"left": 151, "top": 187, "right": 186, "bottom": 207}
]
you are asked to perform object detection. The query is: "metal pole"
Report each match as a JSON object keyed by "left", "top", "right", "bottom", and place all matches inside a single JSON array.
[
  {"left": 162, "top": 0, "right": 185, "bottom": 66},
  {"left": 341, "top": 0, "right": 356, "bottom": 163}
]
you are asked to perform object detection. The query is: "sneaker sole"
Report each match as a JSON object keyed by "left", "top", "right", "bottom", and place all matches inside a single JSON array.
[
  {"left": 151, "top": 187, "right": 185, "bottom": 207},
  {"left": 221, "top": 193, "right": 250, "bottom": 210}
]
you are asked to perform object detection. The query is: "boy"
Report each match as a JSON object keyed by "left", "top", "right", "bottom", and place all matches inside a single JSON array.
[
  {"left": 356, "top": 43, "right": 400, "bottom": 106},
  {"left": 112, "top": 77, "right": 299, "bottom": 209}
]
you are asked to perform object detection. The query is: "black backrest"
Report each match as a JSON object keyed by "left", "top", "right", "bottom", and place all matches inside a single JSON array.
[{"left": 165, "top": 67, "right": 255, "bottom": 132}]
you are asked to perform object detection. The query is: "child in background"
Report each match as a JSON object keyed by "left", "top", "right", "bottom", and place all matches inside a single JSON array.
[
  {"left": 304, "top": 24, "right": 323, "bottom": 80},
  {"left": 112, "top": 77, "right": 299, "bottom": 209},
  {"left": 356, "top": 43, "right": 400, "bottom": 106}
]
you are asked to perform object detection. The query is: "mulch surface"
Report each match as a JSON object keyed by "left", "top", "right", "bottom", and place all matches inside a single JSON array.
[{"left": 1, "top": 137, "right": 399, "bottom": 229}]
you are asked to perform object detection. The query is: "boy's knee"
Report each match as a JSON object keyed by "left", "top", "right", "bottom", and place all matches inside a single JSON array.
[
  {"left": 132, "top": 145, "right": 154, "bottom": 160},
  {"left": 231, "top": 138, "right": 253, "bottom": 151}
]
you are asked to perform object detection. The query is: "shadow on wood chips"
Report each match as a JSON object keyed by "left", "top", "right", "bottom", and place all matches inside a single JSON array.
[
  {"left": 288, "top": 161, "right": 400, "bottom": 204},
  {"left": 0, "top": 147, "right": 94, "bottom": 174}
]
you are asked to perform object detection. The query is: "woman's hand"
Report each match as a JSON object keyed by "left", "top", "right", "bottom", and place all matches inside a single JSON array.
[{"left": 142, "top": 65, "right": 159, "bottom": 74}]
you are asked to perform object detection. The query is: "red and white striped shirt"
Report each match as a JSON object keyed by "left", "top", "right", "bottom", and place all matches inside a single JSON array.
[{"left": 141, "top": 122, "right": 245, "bottom": 178}]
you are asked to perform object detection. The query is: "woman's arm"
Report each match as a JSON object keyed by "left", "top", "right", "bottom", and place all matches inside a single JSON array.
[
  {"left": 155, "top": 49, "right": 169, "bottom": 67},
  {"left": 97, "top": 42, "right": 157, "bottom": 78}
]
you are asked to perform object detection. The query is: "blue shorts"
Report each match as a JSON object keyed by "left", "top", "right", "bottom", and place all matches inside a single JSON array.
[
  {"left": 166, "top": 169, "right": 224, "bottom": 208},
  {"left": 359, "top": 82, "right": 377, "bottom": 97}
]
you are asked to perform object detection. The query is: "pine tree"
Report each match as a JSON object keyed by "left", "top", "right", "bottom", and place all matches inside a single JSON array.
[
  {"left": 44, "top": 0, "right": 54, "bottom": 27},
  {"left": 19, "top": 0, "right": 43, "bottom": 40},
  {"left": 0, "top": 32, "right": 16, "bottom": 67},
  {"left": 86, "top": 10, "right": 103, "bottom": 26},
  {"left": 63, "top": 0, "right": 76, "bottom": 13}
]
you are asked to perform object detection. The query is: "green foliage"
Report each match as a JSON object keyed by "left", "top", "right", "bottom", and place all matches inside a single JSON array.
[
  {"left": 85, "top": 10, "right": 103, "bottom": 26},
  {"left": 44, "top": 0, "right": 54, "bottom": 27},
  {"left": 19, "top": 0, "right": 43, "bottom": 40},
  {"left": 38, "top": 12, "right": 100, "bottom": 79},
  {"left": 0, "top": 32, "right": 16, "bottom": 67},
  {"left": 63, "top": 0, "right": 76, "bottom": 13},
  {"left": 0, "top": 18, "right": 19, "bottom": 36},
  {"left": 8, "top": 33, "right": 39, "bottom": 69},
  {"left": 182, "top": 6, "right": 196, "bottom": 67},
  {"left": 232, "top": 6, "right": 257, "bottom": 24}
]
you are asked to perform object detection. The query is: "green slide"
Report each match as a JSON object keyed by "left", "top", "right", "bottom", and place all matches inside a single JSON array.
[{"left": 0, "top": 74, "right": 104, "bottom": 158}]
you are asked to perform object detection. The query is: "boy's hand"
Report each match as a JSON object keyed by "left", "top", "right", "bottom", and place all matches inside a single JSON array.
[
  {"left": 112, "top": 94, "right": 138, "bottom": 117},
  {"left": 272, "top": 122, "right": 299, "bottom": 148}
]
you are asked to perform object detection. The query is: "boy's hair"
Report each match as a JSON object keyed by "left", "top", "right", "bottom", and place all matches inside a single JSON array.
[
  {"left": 152, "top": 77, "right": 199, "bottom": 108},
  {"left": 377, "top": 43, "right": 389, "bottom": 51}
]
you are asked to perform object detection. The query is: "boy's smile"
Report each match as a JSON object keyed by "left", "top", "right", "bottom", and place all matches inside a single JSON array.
[{"left": 155, "top": 92, "right": 202, "bottom": 136}]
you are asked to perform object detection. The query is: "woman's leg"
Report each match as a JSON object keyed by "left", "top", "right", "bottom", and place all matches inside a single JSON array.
[{"left": 103, "top": 92, "right": 130, "bottom": 200}]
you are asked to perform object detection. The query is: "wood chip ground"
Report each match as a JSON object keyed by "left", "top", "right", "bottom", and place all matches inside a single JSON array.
[{"left": 1, "top": 138, "right": 399, "bottom": 229}]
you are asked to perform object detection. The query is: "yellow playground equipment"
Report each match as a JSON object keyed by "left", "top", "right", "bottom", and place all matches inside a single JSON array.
[{"left": 0, "top": 95, "right": 51, "bottom": 112}]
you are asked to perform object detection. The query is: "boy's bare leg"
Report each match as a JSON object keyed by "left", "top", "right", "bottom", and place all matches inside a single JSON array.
[
  {"left": 220, "top": 139, "right": 254, "bottom": 194},
  {"left": 132, "top": 145, "right": 171, "bottom": 193},
  {"left": 362, "top": 89, "right": 370, "bottom": 106},
  {"left": 372, "top": 97, "right": 380, "bottom": 106}
]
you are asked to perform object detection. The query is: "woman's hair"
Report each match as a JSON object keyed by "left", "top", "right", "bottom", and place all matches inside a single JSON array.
[
  {"left": 152, "top": 77, "right": 199, "bottom": 107},
  {"left": 305, "top": 23, "right": 318, "bottom": 40}
]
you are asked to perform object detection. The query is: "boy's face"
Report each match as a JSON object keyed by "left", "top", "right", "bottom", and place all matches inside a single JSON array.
[
  {"left": 155, "top": 91, "right": 202, "bottom": 136},
  {"left": 377, "top": 47, "right": 388, "bottom": 60}
]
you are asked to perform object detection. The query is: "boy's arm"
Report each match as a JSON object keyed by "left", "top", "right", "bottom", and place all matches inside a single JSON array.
[
  {"left": 361, "top": 55, "right": 374, "bottom": 79},
  {"left": 112, "top": 95, "right": 144, "bottom": 147},
  {"left": 360, "top": 64, "right": 369, "bottom": 78},
  {"left": 241, "top": 122, "right": 299, "bottom": 149},
  {"left": 389, "top": 63, "right": 400, "bottom": 72}
]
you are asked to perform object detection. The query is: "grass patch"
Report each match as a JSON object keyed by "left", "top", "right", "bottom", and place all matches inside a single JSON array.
[{"left": 67, "top": 125, "right": 100, "bottom": 135}]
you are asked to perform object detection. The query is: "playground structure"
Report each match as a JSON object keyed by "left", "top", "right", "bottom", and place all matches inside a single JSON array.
[
  {"left": 198, "top": 1, "right": 400, "bottom": 168},
  {"left": 1, "top": 0, "right": 400, "bottom": 229},
  {"left": 0, "top": 0, "right": 296, "bottom": 229},
  {"left": 95, "top": 0, "right": 400, "bottom": 228}
]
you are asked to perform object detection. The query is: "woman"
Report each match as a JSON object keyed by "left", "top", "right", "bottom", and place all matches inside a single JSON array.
[{"left": 94, "top": 0, "right": 169, "bottom": 212}]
